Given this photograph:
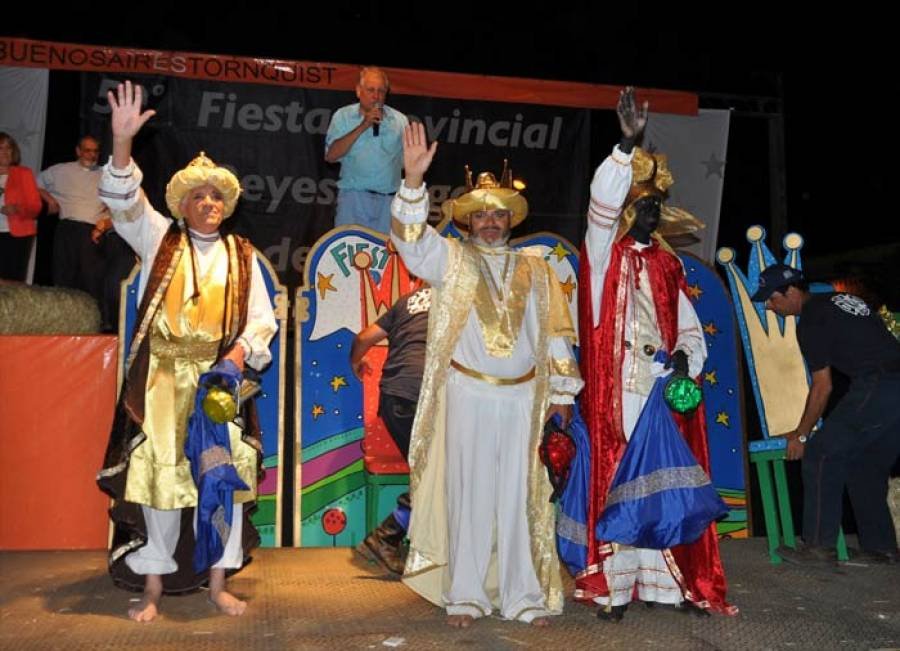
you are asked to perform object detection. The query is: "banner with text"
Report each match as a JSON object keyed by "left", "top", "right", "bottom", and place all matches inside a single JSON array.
[{"left": 78, "top": 73, "right": 592, "bottom": 285}]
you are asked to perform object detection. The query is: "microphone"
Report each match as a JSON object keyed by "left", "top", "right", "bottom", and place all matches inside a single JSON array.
[{"left": 372, "top": 102, "right": 382, "bottom": 137}]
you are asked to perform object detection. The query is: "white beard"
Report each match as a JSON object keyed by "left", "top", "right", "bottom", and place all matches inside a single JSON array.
[{"left": 469, "top": 232, "right": 511, "bottom": 249}]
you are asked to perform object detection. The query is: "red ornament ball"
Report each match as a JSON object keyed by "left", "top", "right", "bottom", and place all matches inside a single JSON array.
[
  {"left": 322, "top": 507, "right": 347, "bottom": 535},
  {"left": 540, "top": 431, "right": 576, "bottom": 476}
]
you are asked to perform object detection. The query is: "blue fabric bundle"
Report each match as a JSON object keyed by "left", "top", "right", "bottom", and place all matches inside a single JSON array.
[{"left": 185, "top": 359, "right": 249, "bottom": 573}]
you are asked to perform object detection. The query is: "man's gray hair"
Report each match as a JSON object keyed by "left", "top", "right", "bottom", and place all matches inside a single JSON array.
[{"left": 359, "top": 66, "right": 390, "bottom": 90}]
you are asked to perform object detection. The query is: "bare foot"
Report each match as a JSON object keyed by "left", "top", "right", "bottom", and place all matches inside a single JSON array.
[
  {"left": 446, "top": 614, "right": 475, "bottom": 628},
  {"left": 128, "top": 574, "right": 162, "bottom": 622},
  {"left": 209, "top": 589, "right": 247, "bottom": 616},
  {"left": 208, "top": 568, "right": 246, "bottom": 616},
  {"left": 531, "top": 616, "right": 551, "bottom": 627}
]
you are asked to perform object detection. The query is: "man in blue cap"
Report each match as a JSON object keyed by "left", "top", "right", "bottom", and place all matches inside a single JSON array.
[{"left": 753, "top": 263, "right": 900, "bottom": 566}]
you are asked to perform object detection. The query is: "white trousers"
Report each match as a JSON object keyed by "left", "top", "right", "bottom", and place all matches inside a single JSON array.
[
  {"left": 443, "top": 370, "right": 549, "bottom": 623},
  {"left": 593, "top": 388, "right": 682, "bottom": 607},
  {"left": 125, "top": 503, "right": 244, "bottom": 575}
]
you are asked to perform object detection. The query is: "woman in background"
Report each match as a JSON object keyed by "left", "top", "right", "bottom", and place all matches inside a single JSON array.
[{"left": 0, "top": 132, "right": 42, "bottom": 282}]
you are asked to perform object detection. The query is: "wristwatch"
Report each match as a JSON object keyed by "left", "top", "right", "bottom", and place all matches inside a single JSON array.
[{"left": 797, "top": 434, "right": 808, "bottom": 443}]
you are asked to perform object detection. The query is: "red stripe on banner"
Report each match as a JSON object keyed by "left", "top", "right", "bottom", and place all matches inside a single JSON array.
[
  {"left": 0, "top": 38, "right": 698, "bottom": 114},
  {"left": 386, "top": 68, "right": 697, "bottom": 113}
]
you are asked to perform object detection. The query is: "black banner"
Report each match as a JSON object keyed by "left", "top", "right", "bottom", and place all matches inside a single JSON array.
[{"left": 81, "top": 73, "right": 591, "bottom": 286}]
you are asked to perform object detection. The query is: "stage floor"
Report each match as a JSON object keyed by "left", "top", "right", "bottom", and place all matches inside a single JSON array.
[{"left": 1, "top": 537, "right": 897, "bottom": 650}]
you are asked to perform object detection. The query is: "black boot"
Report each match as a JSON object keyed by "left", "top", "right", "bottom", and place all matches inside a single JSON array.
[
  {"left": 396, "top": 492, "right": 411, "bottom": 511},
  {"left": 355, "top": 513, "right": 407, "bottom": 575},
  {"left": 597, "top": 604, "right": 627, "bottom": 622},
  {"left": 676, "top": 602, "right": 711, "bottom": 618}
]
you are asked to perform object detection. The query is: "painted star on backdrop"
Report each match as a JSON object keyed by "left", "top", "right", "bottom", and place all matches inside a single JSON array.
[
  {"left": 559, "top": 275, "right": 576, "bottom": 303},
  {"left": 703, "top": 322, "right": 719, "bottom": 336},
  {"left": 316, "top": 272, "right": 338, "bottom": 300},
  {"left": 551, "top": 242, "right": 569, "bottom": 262},
  {"left": 311, "top": 404, "right": 325, "bottom": 419},
  {"left": 704, "top": 370, "right": 718, "bottom": 386},
  {"left": 701, "top": 152, "right": 727, "bottom": 179},
  {"left": 687, "top": 283, "right": 704, "bottom": 301},
  {"left": 330, "top": 375, "right": 348, "bottom": 392},
  {"left": 715, "top": 411, "right": 730, "bottom": 427}
]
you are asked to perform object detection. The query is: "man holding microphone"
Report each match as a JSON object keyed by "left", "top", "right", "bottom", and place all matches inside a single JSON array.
[{"left": 325, "top": 66, "right": 409, "bottom": 233}]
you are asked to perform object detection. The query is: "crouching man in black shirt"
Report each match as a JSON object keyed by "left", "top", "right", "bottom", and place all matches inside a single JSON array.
[
  {"left": 350, "top": 286, "right": 431, "bottom": 574},
  {"left": 752, "top": 263, "right": 900, "bottom": 566}
]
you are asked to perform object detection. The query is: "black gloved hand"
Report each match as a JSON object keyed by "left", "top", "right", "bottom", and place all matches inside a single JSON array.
[{"left": 666, "top": 350, "right": 689, "bottom": 377}]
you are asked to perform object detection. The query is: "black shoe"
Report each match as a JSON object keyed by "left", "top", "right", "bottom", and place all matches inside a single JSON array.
[
  {"left": 396, "top": 492, "right": 411, "bottom": 511},
  {"left": 596, "top": 604, "right": 627, "bottom": 622},
  {"left": 776, "top": 543, "right": 838, "bottom": 567},
  {"left": 676, "top": 602, "right": 711, "bottom": 617},
  {"left": 849, "top": 549, "right": 900, "bottom": 566}
]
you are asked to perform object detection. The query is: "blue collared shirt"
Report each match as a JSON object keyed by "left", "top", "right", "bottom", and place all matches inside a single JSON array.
[{"left": 325, "top": 103, "right": 408, "bottom": 194}]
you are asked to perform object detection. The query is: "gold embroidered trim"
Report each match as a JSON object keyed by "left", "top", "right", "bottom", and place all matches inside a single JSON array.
[
  {"left": 471, "top": 246, "right": 531, "bottom": 358},
  {"left": 450, "top": 359, "right": 536, "bottom": 386},
  {"left": 150, "top": 336, "right": 221, "bottom": 360},
  {"left": 550, "top": 357, "right": 579, "bottom": 378},
  {"left": 391, "top": 217, "right": 426, "bottom": 242}
]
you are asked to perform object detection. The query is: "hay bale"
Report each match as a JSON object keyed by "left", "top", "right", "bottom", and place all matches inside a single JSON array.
[{"left": 0, "top": 282, "right": 101, "bottom": 335}]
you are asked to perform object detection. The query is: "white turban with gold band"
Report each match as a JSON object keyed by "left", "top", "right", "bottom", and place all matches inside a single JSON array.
[{"left": 165, "top": 152, "right": 241, "bottom": 220}]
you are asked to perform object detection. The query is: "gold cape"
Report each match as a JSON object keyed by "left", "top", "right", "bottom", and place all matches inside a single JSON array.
[{"left": 402, "top": 240, "right": 575, "bottom": 614}]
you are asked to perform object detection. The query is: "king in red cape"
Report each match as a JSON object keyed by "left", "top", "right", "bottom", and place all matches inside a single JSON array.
[{"left": 569, "top": 87, "right": 735, "bottom": 620}]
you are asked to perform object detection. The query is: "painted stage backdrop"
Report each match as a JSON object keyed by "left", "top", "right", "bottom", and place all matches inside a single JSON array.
[
  {"left": 680, "top": 253, "right": 748, "bottom": 537},
  {"left": 294, "top": 226, "right": 748, "bottom": 546}
]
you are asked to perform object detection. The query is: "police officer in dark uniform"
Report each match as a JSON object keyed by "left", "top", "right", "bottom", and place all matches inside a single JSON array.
[{"left": 753, "top": 264, "right": 900, "bottom": 565}]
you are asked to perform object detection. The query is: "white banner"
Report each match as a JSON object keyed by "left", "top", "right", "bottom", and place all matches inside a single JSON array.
[
  {"left": 0, "top": 65, "right": 49, "bottom": 172},
  {"left": 645, "top": 109, "right": 730, "bottom": 263}
]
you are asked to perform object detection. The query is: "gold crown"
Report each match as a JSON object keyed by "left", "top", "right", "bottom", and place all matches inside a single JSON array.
[{"left": 441, "top": 159, "right": 528, "bottom": 229}]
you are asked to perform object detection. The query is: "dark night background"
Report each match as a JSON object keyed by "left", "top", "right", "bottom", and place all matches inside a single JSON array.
[{"left": 14, "top": 4, "right": 899, "bottom": 305}]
